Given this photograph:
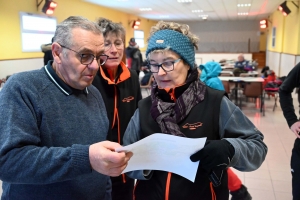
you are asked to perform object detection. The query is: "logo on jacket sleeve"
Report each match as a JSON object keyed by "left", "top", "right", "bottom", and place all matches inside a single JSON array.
[
  {"left": 182, "top": 122, "right": 203, "bottom": 130},
  {"left": 122, "top": 96, "right": 134, "bottom": 102}
]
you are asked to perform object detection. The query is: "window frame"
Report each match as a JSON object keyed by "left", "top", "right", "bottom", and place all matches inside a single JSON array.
[
  {"left": 19, "top": 12, "right": 57, "bottom": 52},
  {"left": 134, "top": 30, "right": 145, "bottom": 48}
]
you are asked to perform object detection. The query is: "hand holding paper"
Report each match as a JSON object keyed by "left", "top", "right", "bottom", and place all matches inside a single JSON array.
[{"left": 115, "top": 133, "right": 206, "bottom": 182}]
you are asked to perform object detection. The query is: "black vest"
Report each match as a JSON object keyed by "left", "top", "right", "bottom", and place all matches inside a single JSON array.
[{"left": 135, "top": 87, "right": 229, "bottom": 200}]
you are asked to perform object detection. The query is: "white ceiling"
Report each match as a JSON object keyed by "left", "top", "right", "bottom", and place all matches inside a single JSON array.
[{"left": 83, "top": 0, "right": 284, "bottom": 21}]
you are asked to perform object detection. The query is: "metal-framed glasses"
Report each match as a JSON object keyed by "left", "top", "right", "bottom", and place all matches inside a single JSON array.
[
  {"left": 148, "top": 59, "right": 181, "bottom": 73},
  {"left": 59, "top": 44, "right": 109, "bottom": 65},
  {"left": 104, "top": 40, "right": 124, "bottom": 51}
]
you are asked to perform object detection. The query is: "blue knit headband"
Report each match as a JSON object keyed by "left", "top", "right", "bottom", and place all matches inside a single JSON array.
[{"left": 146, "top": 29, "right": 195, "bottom": 69}]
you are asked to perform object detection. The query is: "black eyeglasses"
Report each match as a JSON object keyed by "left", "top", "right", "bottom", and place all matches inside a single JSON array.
[
  {"left": 148, "top": 59, "right": 181, "bottom": 73},
  {"left": 59, "top": 44, "right": 109, "bottom": 66}
]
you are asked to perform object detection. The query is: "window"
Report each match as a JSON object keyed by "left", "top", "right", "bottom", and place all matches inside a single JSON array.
[
  {"left": 20, "top": 12, "right": 57, "bottom": 52},
  {"left": 134, "top": 30, "right": 144, "bottom": 48},
  {"left": 272, "top": 27, "right": 276, "bottom": 48}
]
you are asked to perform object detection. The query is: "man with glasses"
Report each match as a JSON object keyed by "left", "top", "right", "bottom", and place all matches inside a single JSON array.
[
  {"left": 93, "top": 18, "right": 142, "bottom": 200},
  {"left": 0, "top": 16, "right": 132, "bottom": 200}
]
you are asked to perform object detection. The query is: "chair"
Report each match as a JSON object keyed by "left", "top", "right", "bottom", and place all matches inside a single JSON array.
[
  {"left": 140, "top": 75, "right": 153, "bottom": 96},
  {"left": 221, "top": 80, "right": 232, "bottom": 99},
  {"left": 264, "top": 83, "right": 280, "bottom": 112},
  {"left": 264, "top": 91, "right": 279, "bottom": 111},
  {"left": 242, "top": 82, "right": 265, "bottom": 115}
]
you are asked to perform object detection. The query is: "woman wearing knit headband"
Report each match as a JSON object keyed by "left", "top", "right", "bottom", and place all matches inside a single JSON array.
[{"left": 123, "top": 21, "right": 267, "bottom": 200}]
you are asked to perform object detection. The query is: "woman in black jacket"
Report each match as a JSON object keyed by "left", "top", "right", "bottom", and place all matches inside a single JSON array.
[{"left": 92, "top": 18, "right": 142, "bottom": 200}]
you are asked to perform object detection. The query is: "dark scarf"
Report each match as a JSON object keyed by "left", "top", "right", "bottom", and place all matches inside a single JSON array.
[{"left": 150, "top": 68, "right": 206, "bottom": 137}]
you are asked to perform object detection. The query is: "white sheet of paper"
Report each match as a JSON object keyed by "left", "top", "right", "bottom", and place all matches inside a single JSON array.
[{"left": 115, "top": 133, "right": 206, "bottom": 182}]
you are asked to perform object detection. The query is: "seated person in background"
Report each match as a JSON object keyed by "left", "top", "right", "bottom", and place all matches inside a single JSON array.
[
  {"left": 265, "top": 70, "right": 276, "bottom": 83},
  {"left": 261, "top": 66, "right": 271, "bottom": 78},
  {"left": 233, "top": 54, "right": 249, "bottom": 76},
  {"left": 264, "top": 70, "right": 278, "bottom": 98},
  {"left": 199, "top": 61, "right": 224, "bottom": 91}
]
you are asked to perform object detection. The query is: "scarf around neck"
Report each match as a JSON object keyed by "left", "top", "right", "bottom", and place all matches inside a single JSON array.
[{"left": 150, "top": 68, "right": 206, "bottom": 137}]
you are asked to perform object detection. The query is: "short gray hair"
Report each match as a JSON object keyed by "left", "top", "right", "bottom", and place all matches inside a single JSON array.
[
  {"left": 96, "top": 17, "right": 125, "bottom": 42},
  {"left": 53, "top": 16, "right": 103, "bottom": 50}
]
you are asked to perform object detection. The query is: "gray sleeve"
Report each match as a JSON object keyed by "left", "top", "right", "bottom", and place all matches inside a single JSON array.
[
  {"left": 123, "top": 109, "right": 152, "bottom": 180},
  {"left": 219, "top": 97, "right": 268, "bottom": 171}
]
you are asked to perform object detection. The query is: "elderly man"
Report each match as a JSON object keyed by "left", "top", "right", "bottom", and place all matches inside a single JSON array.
[
  {"left": 233, "top": 54, "right": 249, "bottom": 76},
  {"left": 0, "top": 16, "right": 132, "bottom": 200}
]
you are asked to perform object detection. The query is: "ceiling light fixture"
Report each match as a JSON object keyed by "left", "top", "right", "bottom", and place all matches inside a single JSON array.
[
  {"left": 278, "top": 1, "right": 291, "bottom": 16},
  {"left": 131, "top": 20, "right": 141, "bottom": 29},
  {"left": 192, "top": 10, "right": 203, "bottom": 13},
  {"left": 37, "top": 0, "right": 57, "bottom": 15},
  {"left": 139, "top": 8, "right": 152, "bottom": 11},
  {"left": 199, "top": 14, "right": 208, "bottom": 19},
  {"left": 238, "top": 12, "right": 248, "bottom": 15},
  {"left": 237, "top": 4, "right": 251, "bottom": 7},
  {"left": 259, "top": 19, "right": 268, "bottom": 29},
  {"left": 42, "top": 0, "right": 57, "bottom": 15},
  {"left": 177, "top": 0, "right": 192, "bottom": 2}
]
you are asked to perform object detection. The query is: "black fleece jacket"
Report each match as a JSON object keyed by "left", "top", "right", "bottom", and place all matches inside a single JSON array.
[
  {"left": 279, "top": 62, "right": 300, "bottom": 127},
  {"left": 92, "top": 62, "right": 142, "bottom": 144}
]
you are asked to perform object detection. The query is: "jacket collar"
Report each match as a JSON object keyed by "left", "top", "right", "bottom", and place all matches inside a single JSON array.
[
  {"left": 99, "top": 61, "right": 131, "bottom": 85},
  {"left": 44, "top": 61, "right": 88, "bottom": 96}
]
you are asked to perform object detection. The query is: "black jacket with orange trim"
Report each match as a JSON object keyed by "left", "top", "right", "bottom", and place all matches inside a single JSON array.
[
  {"left": 92, "top": 62, "right": 142, "bottom": 144},
  {"left": 123, "top": 85, "right": 267, "bottom": 200}
]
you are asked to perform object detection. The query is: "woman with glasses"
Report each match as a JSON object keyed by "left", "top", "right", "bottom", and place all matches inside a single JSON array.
[
  {"left": 92, "top": 18, "right": 142, "bottom": 200},
  {"left": 123, "top": 21, "right": 267, "bottom": 200}
]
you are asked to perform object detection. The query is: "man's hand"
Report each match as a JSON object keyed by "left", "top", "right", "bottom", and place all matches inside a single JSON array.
[
  {"left": 89, "top": 141, "right": 133, "bottom": 177},
  {"left": 291, "top": 121, "right": 300, "bottom": 138}
]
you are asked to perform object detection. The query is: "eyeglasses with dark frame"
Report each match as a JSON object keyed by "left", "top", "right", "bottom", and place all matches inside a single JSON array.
[
  {"left": 148, "top": 59, "right": 181, "bottom": 73},
  {"left": 59, "top": 44, "right": 109, "bottom": 66}
]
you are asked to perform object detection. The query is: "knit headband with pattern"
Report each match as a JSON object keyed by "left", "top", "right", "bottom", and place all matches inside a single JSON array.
[{"left": 146, "top": 29, "right": 195, "bottom": 69}]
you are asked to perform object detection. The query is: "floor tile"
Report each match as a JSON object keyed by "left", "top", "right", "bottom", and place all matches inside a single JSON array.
[
  {"left": 244, "top": 168, "right": 271, "bottom": 180},
  {"left": 275, "top": 192, "right": 293, "bottom": 200},
  {"left": 247, "top": 189, "right": 276, "bottom": 200},
  {"left": 244, "top": 178, "right": 274, "bottom": 191},
  {"left": 272, "top": 180, "right": 292, "bottom": 193},
  {"left": 269, "top": 170, "right": 292, "bottom": 181}
]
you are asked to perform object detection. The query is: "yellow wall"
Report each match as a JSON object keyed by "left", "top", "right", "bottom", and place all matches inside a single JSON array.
[
  {"left": 259, "top": 29, "right": 267, "bottom": 51},
  {"left": 267, "top": 2, "right": 300, "bottom": 55},
  {"left": 282, "top": 1, "right": 300, "bottom": 54},
  {"left": 0, "top": 0, "right": 157, "bottom": 60}
]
